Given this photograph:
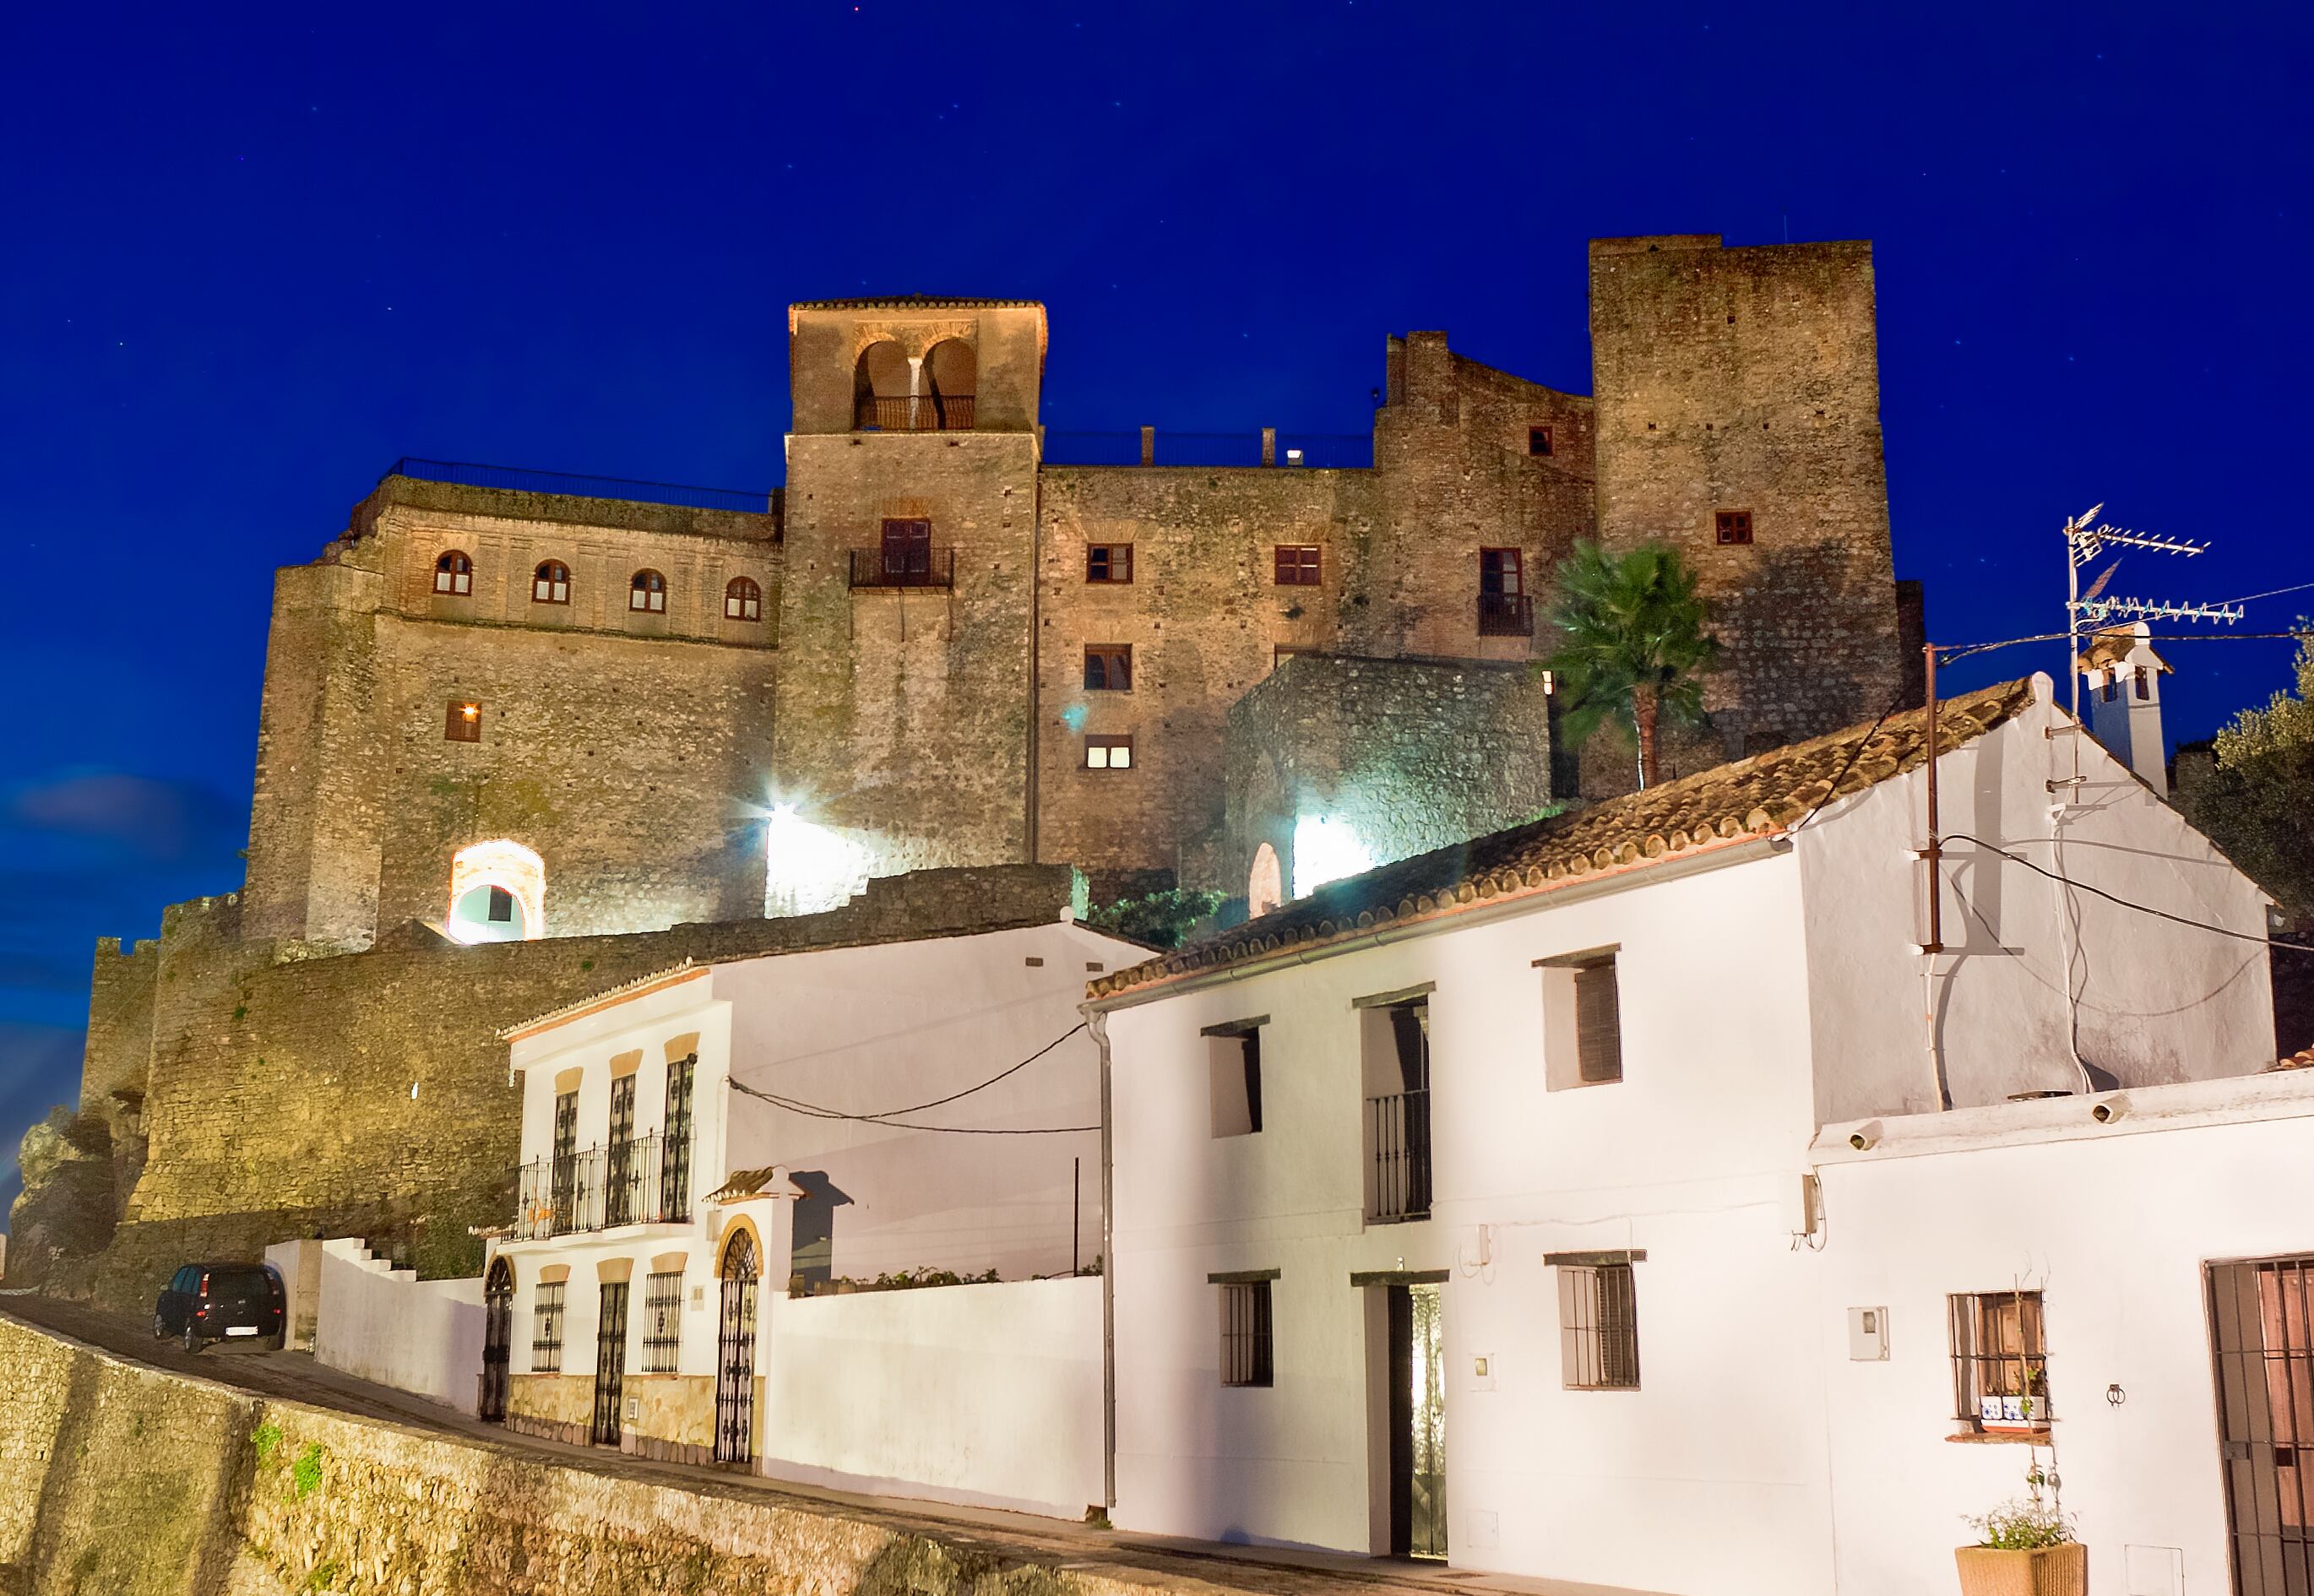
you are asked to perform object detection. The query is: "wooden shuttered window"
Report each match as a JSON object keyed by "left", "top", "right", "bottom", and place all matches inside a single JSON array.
[
  {"left": 1715, "top": 509, "right": 1754, "bottom": 546},
  {"left": 1559, "top": 1262, "right": 1640, "bottom": 1389},
  {"left": 1573, "top": 958, "right": 1622, "bottom": 1084},
  {"left": 1273, "top": 545, "right": 1322, "bottom": 586},
  {"left": 1084, "top": 644, "right": 1133, "bottom": 692},
  {"left": 445, "top": 701, "right": 482, "bottom": 742},
  {"left": 1086, "top": 544, "right": 1133, "bottom": 584}
]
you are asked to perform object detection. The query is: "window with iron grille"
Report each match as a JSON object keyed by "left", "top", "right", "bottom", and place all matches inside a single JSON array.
[
  {"left": 662, "top": 1054, "right": 695, "bottom": 1223},
  {"left": 434, "top": 550, "right": 473, "bottom": 594},
  {"left": 1559, "top": 1261, "right": 1640, "bottom": 1389},
  {"left": 1086, "top": 544, "right": 1133, "bottom": 584},
  {"left": 1274, "top": 545, "right": 1322, "bottom": 586},
  {"left": 445, "top": 701, "right": 482, "bottom": 742},
  {"left": 1950, "top": 1290, "right": 2051, "bottom": 1431},
  {"left": 531, "top": 1281, "right": 567, "bottom": 1372},
  {"left": 1085, "top": 735, "right": 1133, "bottom": 770},
  {"left": 642, "top": 1271, "right": 683, "bottom": 1372},
  {"left": 1715, "top": 509, "right": 1754, "bottom": 546},
  {"left": 1084, "top": 644, "right": 1133, "bottom": 692},
  {"left": 1219, "top": 1281, "right": 1274, "bottom": 1387}
]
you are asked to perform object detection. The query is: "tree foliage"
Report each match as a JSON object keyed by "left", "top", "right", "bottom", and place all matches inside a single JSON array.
[
  {"left": 2180, "top": 630, "right": 2314, "bottom": 914},
  {"left": 1543, "top": 541, "right": 1721, "bottom": 788},
  {"left": 1088, "top": 888, "right": 1228, "bottom": 950}
]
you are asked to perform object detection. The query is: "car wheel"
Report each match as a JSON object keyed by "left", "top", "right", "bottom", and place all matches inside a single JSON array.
[{"left": 182, "top": 1322, "right": 201, "bottom": 1355}]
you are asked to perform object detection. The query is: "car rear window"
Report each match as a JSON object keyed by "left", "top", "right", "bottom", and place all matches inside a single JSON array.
[{"left": 208, "top": 1268, "right": 275, "bottom": 1297}]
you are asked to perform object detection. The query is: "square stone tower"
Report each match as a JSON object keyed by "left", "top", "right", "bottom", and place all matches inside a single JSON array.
[
  {"left": 774, "top": 299, "right": 1048, "bottom": 875},
  {"left": 1589, "top": 236, "right": 1905, "bottom": 752}
]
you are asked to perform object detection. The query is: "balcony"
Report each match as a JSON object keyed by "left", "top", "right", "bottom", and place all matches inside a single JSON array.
[
  {"left": 848, "top": 547, "right": 956, "bottom": 590},
  {"left": 513, "top": 1132, "right": 690, "bottom": 1240},
  {"left": 1365, "top": 1090, "right": 1433, "bottom": 1223},
  {"left": 1477, "top": 592, "right": 1535, "bottom": 638},
  {"left": 855, "top": 394, "right": 975, "bottom": 432}
]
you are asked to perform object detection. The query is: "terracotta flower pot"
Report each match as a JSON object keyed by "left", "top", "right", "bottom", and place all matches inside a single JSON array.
[{"left": 1953, "top": 1542, "right": 2086, "bottom": 1596}]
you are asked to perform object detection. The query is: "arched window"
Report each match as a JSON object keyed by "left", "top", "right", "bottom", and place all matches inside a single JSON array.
[
  {"left": 434, "top": 550, "right": 473, "bottom": 595},
  {"left": 532, "top": 561, "right": 570, "bottom": 605},
  {"left": 629, "top": 569, "right": 666, "bottom": 614},
  {"left": 1248, "top": 842, "right": 1284, "bottom": 919},
  {"left": 852, "top": 340, "right": 910, "bottom": 430},
  {"left": 724, "top": 576, "right": 762, "bottom": 622},
  {"left": 923, "top": 339, "right": 976, "bottom": 431}
]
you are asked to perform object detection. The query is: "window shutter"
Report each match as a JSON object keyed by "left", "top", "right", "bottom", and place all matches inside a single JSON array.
[{"left": 1575, "top": 961, "right": 1622, "bottom": 1083}]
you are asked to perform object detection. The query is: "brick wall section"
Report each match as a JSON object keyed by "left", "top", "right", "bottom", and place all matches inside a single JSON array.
[
  {"left": 95, "top": 866, "right": 1083, "bottom": 1308},
  {"left": 242, "top": 480, "right": 779, "bottom": 949},
  {"left": 1589, "top": 235, "right": 1905, "bottom": 746},
  {"left": 1223, "top": 654, "right": 1558, "bottom": 898}
]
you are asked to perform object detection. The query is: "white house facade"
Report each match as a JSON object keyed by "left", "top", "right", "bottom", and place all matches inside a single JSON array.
[{"left": 1086, "top": 673, "right": 2277, "bottom": 1594}]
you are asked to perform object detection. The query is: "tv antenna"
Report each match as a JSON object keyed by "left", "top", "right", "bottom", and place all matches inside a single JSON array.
[{"left": 2063, "top": 503, "right": 2241, "bottom": 720}]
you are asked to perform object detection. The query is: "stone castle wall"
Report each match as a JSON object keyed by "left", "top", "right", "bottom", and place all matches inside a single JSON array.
[{"left": 80, "top": 937, "right": 157, "bottom": 1114}]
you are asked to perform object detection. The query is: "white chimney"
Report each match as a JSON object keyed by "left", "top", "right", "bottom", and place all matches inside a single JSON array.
[{"left": 2079, "top": 620, "right": 2172, "bottom": 797}]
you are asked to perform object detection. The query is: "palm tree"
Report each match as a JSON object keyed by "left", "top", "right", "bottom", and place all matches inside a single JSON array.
[{"left": 1544, "top": 541, "right": 1720, "bottom": 790}]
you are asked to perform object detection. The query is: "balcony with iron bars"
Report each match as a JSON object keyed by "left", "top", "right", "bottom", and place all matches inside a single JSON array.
[
  {"left": 1477, "top": 592, "right": 1535, "bottom": 638},
  {"left": 1365, "top": 1089, "right": 1433, "bottom": 1224},
  {"left": 512, "top": 1132, "right": 693, "bottom": 1241},
  {"left": 855, "top": 394, "right": 975, "bottom": 432},
  {"left": 848, "top": 547, "right": 956, "bottom": 590}
]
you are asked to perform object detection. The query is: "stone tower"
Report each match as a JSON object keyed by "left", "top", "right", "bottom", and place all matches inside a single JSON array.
[
  {"left": 774, "top": 299, "right": 1048, "bottom": 877},
  {"left": 1589, "top": 236, "right": 1906, "bottom": 752}
]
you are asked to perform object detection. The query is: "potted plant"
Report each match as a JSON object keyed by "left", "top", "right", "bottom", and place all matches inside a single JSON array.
[{"left": 1956, "top": 1452, "right": 2085, "bottom": 1596}]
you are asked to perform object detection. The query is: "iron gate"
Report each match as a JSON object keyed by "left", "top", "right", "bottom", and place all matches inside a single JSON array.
[
  {"left": 2211, "top": 1256, "right": 2314, "bottom": 1594},
  {"left": 590, "top": 1280, "right": 629, "bottom": 1447},
  {"left": 480, "top": 1258, "right": 513, "bottom": 1423},
  {"left": 715, "top": 1231, "right": 760, "bottom": 1464}
]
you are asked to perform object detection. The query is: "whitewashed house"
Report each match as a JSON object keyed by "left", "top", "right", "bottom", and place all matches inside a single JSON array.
[
  {"left": 486, "top": 910, "right": 1138, "bottom": 1516},
  {"left": 1087, "top": 673, "right": 2277, "bottom": 1593}
]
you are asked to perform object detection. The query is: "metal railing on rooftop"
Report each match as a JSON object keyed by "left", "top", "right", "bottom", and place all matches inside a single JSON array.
[
  {"left": 383, "top": 457, "right": 774, "bottom": 514},
  {"left": 855, "top": 394, "right": 975, "bottom": 432}
]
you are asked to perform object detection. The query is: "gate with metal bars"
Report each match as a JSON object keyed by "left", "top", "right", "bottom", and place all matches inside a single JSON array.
[
  {"left": 715, "top": 1232, "right": 760, "bottom": 1464},
  {"left": 479, "top": 1259, "right": 513, "bottom": 1422},
  {"left": 590, "top": 1280, "right": 629, "bottom": 1446},
  {"left": 2210, "top": 1255, "right": 2314, "bottom": 1594}
]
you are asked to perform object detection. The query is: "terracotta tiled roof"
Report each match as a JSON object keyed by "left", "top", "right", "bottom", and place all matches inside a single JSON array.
[
  {"left": 1088, "top": 677, "right": 2044, "bottom": 1002},
  {"left": 2078, "top": 626, "right": 2172, "bottom": 675},
  {"left": 706, "top": 1165, "right": 802, "bottom": 1202},
  {"left": 789, "top": 296, "right": 1044, "bottom": 312}
]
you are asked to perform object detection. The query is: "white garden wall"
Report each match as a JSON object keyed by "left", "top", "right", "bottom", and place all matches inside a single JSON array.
[
  {"left": 307, "top": 1239, "right": 486, "bottom": 1414},
  {"left": 758, "top": 1275, "right": 1103, "bottom": 1518}
]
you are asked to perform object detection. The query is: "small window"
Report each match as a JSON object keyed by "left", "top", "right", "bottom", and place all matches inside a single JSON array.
[
  {"left": 725, "top": 576, "right": 762, "bottom": 621},
  {"left": 434, "top": 550, "right": 473, "bottom": 595},
  {"left": 445, "top": 701, "right": 482, "bottom": 742},
  {"left": 1085, "top": 735, "right": 1133, "bottom": 770},
  {"left": 2133, "top": 665, "right": 2151, "bottom": 701},
  {"left": 642, "top": 1271, "right": 683, "bottom": 1373},
  {"left": 1715, "top": 510, "right": 1754, "bottom": 546},
  {"left": 1950, "top": 1290, "right": 2051, "bottom": 1432},
  {"left": 1084, "top": 644, "right": 1133, "bottom": 692},
  {"left": 2102, "top": 676, "right": 2117, "bottom": 703},
  {"left": 629, "top": 569, "right": 667, "bottom": 613},
  {"left": 1541, "top": 950, "right": 1621, "bottom": 1088},
  {"left": 486, "top": 885, "right": 513, "bottom": 923},
  {"left": 1087, "top": 544, "right": 1134, "bottom": 584},
  {"left": 1219, "top": 1281, "right": 1274, "bottom": 1387},
  {"left": 1480, "top": 546, "right": 1524, "bottom": 597},
  {"left": 1528, "top": 426, "right": 1553, "bottom": 457},
  {"left": 1274, "top": 545, "right": 1322, "bottom": 586},
  {"left": 531, "top": 1280, "right": 567, "bottom": 1373},
  {"left": 1559, "top": 1262, "right": 1640, "bottom": 1389},
  {"left": 531, "top": 561, "right": 570, "bottom": 604},
  {"left": 1209, "top": 1024, "right": 1263, "bottom": 1137}
]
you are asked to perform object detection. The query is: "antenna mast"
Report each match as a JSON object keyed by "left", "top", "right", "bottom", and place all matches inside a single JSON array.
[{"left": 2062, "top": 503, "right": 2241, "bottom": 721}]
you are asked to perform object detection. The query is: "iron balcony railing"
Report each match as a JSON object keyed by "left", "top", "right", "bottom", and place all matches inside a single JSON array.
[
  {"left": 855, "top": 394, "right": 975, "bottom": 432},
  {"left": 848, "top": 546, "right": 956, "bottom": 590},
  {"left": 1478, "top": 592, "right": 1535, "bottom": 638},
  {"left": 1365, "top": 1089, "right": 1433, "bottom": 1222},
  {"left": 513, "top": 1132, "right": 691, "bottom": 1240}
]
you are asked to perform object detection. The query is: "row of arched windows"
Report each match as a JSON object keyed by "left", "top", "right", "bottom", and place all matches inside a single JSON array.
[{"left": 434, "top": 551, "right": 761, "bottom": 621}]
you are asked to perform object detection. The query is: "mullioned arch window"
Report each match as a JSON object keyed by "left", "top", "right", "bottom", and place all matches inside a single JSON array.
[
  {"left": 630, "top": 569, "right": 667, "bottom": 614},
  {"left": 434, "top": 550, "right": 474, "bottom": 595},
  {"left": 532, "top": 562, "right": 570, "bottom": 604},
  {"left": 725, "top": 576, "right": 762, "bottom": 621}
]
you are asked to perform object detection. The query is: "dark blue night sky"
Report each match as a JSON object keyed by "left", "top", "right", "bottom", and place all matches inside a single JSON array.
[{"left": 3, "top": 2, "right": 2308, "bottom": 1207}]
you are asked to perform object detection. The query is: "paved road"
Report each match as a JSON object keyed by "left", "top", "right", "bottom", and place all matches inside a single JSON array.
[{"left": 0, "top": 1293, "right": 1658, "bottom": 1596}]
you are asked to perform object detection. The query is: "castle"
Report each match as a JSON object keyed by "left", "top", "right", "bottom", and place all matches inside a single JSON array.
[{"left": 44, "top": 233, "right": 1922, "bottom": 1296}]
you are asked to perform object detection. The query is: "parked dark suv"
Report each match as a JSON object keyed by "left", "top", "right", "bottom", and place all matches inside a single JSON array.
[{"left": 153, "top": 1262, "right": 285, "bottom": 1353}]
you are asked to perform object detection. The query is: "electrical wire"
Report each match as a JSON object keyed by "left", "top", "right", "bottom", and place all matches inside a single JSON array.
[
  {"left": 2212, "top": 581, "right": 2314, "bottom": 609},
  {"left": 1942, "top": 833, "right": 2311, "bottom": 953},
  {"left": 725, "top": 1021, "right": 1099, "bottom": 1134},
  {"left": 1793, "top": 690, "right": 1909, "bottom": 833}
]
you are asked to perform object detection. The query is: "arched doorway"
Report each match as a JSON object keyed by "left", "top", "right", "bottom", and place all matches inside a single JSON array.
[
  {"left": 447, "top": 839, "right": 546, "bottom": 944},
  {"left": 714, "top": 1228, "right": 760, "bottom": 1464},
  {"left": 480, "top": 1257, "right": 513, "bottom": 1422},
  {"left": 1248, "top": 842, "right": 1285, "bottom": 919}
]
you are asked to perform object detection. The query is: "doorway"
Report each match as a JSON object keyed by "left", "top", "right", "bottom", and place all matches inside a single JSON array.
[
  {"left": 590, "top": 1280, "right": 628, "bottom": 1446},
  {"left": 480, "top": 1258, "right": 513, "bottom": 1423},
  {"left": 2210, "top": 1255, "right": 2314, "bottom": 1592},
  {"left": 1377, "top": 1279, "right": 1448, "bottom": 1559},
  {"left": 715, "top": 1230, "right": 760, "bottom": 1465}
]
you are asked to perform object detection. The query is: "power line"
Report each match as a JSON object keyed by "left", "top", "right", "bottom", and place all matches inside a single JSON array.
[
  {"left": 725, "top": 1022, "right": 1099, "bottom": 1134},
  {"left": 2214, "top": 580, "right": 2314, "bottom": 609},
  {"left": 1942, "top": 833, "right": 2311, "bottom": 953}
]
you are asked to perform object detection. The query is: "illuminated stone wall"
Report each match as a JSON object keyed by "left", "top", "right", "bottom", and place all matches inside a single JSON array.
[{"left": 1221, "top": 653, "right": 1559, "bottom": 904}]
